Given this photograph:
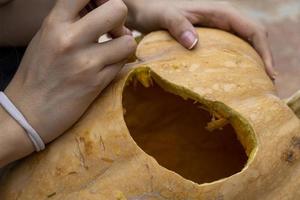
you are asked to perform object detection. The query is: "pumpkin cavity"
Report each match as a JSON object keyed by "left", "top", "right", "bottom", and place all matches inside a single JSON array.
[{"left": 122, "top": 68, "right": 257, "bottom": 184}]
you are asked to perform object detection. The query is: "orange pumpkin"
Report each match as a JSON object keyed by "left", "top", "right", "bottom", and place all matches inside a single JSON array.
[{"left": 1, "top": 28, "right": 300, "bottom": 200}]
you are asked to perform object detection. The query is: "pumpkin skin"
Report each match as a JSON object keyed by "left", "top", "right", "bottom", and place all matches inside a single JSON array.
[
  {"left": 1, "top": 28, "right": 300, "bottom": 200},
  {"left": 287, "top": 91, "right": 300, "bottom": 119}
]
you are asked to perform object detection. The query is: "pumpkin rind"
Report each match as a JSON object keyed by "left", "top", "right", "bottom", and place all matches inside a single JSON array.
[
  {"left": 286, "top": 90, "right": 300, "bottom": 118},
  {"left": 1, "top": 28, "right": 300, "bottom": 200}
]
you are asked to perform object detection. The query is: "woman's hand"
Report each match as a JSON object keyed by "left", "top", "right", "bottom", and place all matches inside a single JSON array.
[
  {"left": 1, "top": 0, "right": 136, "bottom": 165},
  {"left": 123, "top": 0, "right": 276, "bottom": 79}
]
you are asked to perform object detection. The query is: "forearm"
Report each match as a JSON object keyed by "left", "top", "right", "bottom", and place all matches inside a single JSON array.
[
  {"left": 0, "top": 103, "right": 33, "bottom": 168},
  {"left": 0, "top": 0, "right": 55, "bottom": 46}
]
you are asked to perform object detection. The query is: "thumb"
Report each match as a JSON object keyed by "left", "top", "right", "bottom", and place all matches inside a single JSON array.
[{"left": 161, "top": 11, "right": 199, "bottom": 49}]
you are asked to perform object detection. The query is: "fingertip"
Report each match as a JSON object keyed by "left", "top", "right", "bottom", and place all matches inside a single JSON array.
[
  {"left": 121, "top": 35, "right": 137, "bottom": 54},
  {"left": 180, "top": 30, "right": 199, "bottom": 50},
  {"left": 266, "top": 64, "right": 278, "bottom": 80},
  {"left": 271, "top": 70, "right": 279, "bottom": 80},
  {"left": 161, "top": 10, "right": 198, "bottom": 50},
  {"left": 258, "top": 47, "right": 276, "bottom": 80}
]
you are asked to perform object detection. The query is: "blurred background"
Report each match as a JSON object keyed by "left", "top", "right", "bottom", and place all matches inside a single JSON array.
[{"left": 219, "top": 0, "right": 300, "bottom": 98}]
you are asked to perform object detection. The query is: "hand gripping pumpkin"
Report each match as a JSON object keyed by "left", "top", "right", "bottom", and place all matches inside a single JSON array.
[{"left": 1, "top": 28, "right": 300, "bottom": 200}]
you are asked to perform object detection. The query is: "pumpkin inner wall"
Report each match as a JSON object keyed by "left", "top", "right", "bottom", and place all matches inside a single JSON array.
[{"left": 123, "top": 78, "right": 248, "bottom": 184}]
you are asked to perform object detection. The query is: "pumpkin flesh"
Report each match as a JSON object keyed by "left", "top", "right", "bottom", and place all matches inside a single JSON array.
[{"left": 123, "top": 73, "right": 249, "bottom": 184}]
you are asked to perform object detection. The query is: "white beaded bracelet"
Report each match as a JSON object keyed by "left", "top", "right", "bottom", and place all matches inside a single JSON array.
[{"left": 0, "top": 92, "right": 45, "bottom": 152}]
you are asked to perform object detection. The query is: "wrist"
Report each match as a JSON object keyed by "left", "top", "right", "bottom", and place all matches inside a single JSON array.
[
  {"left": 0, "top": 104, "right": 34, "bottom": 167},
  {"left": 4, "top": 79, "right": 52, "bottom": 144}
]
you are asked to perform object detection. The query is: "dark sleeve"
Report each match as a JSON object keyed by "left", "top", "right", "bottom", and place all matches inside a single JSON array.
[
  {"left": 0, "top": 47, "right": 26, "bottom": 178},
  {"left": 0, "top": 47, "right": 25, "bottom": 91}
]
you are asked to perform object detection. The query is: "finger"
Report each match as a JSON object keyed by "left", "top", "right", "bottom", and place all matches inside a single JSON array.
[
  {"left": 80, "top": 35, "right": 137, "bottom": 70},
  {"left": 250, "top": 31, "right": 277, "bottom": 79},
  {"left": 75, "top": 0, "right": 128, "bottom": 43},
  {"left": 81, "top": 0, "right": 131, "bottom": 38},
  {"left": 123, "top": 27, "right": 133, "bottom": 36},
  {"left": 109, "top": 26, "right": 132, "bottom": 38},
  {"left": 182, "top": 2, "right": 276, "bottom": 78},
  {"left": 161, "top": 9, "right": 199, "bottom": 49},
  {"left": 228, "top": 18, "right": 277, "bottom": 79},
  {"left": 79, "top": 12, "right": 131, "bottom": 38},
  {"left": 94, "top": 0, "right": 129, "bottom": 37},
  {"left": 52, "top": 0, "right": 90, "bottom": 21},
  {"left": 97, "top": 61, "right": 126, "bottom": 92}
]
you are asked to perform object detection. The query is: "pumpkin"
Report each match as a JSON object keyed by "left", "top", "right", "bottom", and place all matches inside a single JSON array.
[{"left": 1, "top": 28, "right": 300, "bottom": 200}]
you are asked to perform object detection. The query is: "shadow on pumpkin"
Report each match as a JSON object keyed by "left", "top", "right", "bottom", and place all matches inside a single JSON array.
[{"left": 122, "top": 79, "right": 248, "bottom": 184}]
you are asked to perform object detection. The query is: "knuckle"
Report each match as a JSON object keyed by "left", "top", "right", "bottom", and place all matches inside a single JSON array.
[
  {"left": 56, "top": 32, "right": 76, "bottom": 53},
  {"left": 112, "top": 0, "right": 128, "bottom": 18},
  {"left": 76, "top": 56, "right": 94, "bottom": 68},
  {"left": 121, "top": 35, "right": 137, "bottom": 52},
  {"left": 42, "top": 15, "right": 57, "bottom": 29},
  {"left": 171, "top": 15, "right": 185, "bottom": 27},
  {"left": 162, "top": 10, "right": 185, "bottom": 31}
]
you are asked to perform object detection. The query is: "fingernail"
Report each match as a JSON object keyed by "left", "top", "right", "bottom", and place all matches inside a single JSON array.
[
  {"left": 272, "top": 71, "right": 279, "bottom": 80},
  {"left": 181, "top": 31, "right": 198, "bottom": 50},
  {"left": 271, "top": 76, "right": 276, "bottom": 81}
]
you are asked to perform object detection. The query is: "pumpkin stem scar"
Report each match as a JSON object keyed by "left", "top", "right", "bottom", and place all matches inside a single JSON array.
[
  {"left": 286, "top": 90, "right": 300, "bottom": 119},
  {"left": 124, "top": 67, "right": 258, "bottom": 183}
]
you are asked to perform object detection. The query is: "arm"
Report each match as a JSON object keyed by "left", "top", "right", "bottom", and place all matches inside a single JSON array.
[
  {"left": 0, "top": 0, "right": 136, "bottom": 167},
  {"left": 121, "top": 0, "right": 276, "bottom": 79},
  {"left": 0, "top": 107, "right": 33, "bottom": 167}
]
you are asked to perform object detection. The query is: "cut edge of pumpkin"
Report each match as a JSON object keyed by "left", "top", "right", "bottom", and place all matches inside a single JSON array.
[
  {"left": 124, "top": 66, "right": 258, "bottom": 177},
  {"left": 286, "top": 90, "right": 300, "bottom": 119}
]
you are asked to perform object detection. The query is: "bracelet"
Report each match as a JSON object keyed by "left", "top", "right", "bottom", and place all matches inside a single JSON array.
[{"left": 0, "top": 92, "right": 45, "bottom": 152}]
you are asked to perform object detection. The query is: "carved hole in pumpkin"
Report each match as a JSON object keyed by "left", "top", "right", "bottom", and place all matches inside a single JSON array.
[{"left": 122, "top": 75, "right": 248, "bottom": 184}]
